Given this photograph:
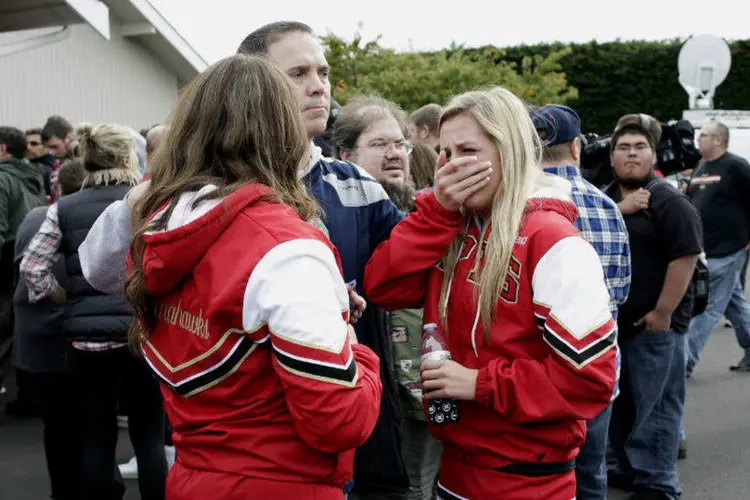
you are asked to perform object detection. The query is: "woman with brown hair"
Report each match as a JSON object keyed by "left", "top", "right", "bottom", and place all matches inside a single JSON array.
[{"left": 125, "top": 54, "right": 382, "bottom": 500}]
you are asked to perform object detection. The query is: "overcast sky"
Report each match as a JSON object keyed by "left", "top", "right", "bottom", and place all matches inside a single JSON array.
[{"left": 149, "top": 0, "right": 745, "bottom": 64}]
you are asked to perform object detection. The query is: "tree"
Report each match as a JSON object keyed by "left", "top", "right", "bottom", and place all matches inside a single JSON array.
[
  {"left": 321, "top": 29, "right": 578, "bottom": 112},
  {"left": 485, "top": 39, "right": 750, "bottom": 133}
]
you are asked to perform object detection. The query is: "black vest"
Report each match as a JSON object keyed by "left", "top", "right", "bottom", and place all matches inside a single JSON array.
[{"left": 57, "top": 184, "right": 134, "bottom": 342}]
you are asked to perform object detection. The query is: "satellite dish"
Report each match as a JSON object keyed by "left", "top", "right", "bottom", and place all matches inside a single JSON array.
[{"left": 678, "top": 35, "right": 732, "bottom": 110}]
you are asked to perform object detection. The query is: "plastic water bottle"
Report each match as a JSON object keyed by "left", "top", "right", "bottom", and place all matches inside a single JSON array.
[{"left": 421, "top": 323, "right": 460, "bottom": 425}]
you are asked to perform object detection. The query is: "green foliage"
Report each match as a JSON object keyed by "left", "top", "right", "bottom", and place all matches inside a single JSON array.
[
  {"left": 322, "top": 30, "right": 750, "bottom": 134},
  {"left": 475, "top": 39, "right": 750, "bottom": 134},
  {"left": 321, "top": 30, "right": 577, "bottom": 113}
]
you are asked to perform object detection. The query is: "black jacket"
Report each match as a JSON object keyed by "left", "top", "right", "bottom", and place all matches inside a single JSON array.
[
  {"left": 0, "top": 157, "right": 47, "bottom": 250},
  {"left": 13, "top": 207, "right": 69, "bottom": 373},
  {"left": 57, "top": 184, "right": 134, "bottom": 342},
  {"left": 352, "top": 305, "right": 409, "bottom": 495},
  {"left": 30, "top": 153, "right": 57, "bottom": 196}
]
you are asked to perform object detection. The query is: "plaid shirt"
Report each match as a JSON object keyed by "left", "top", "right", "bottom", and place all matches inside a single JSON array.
[
  {"left": 19, "top": 203, "right": 125, "bottom": 352},
  {"left": 546, "top": 166, "right": 631, "bottom": 401},
  {"left": 544, "top": 165, "right": 631, "bottom": 315}
]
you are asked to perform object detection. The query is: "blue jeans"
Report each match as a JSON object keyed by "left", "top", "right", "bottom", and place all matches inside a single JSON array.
[
  {"left": 575, "top": 402, "right": 612, "bottom": 500},
  {"left": 687, "top": 248, "right": 750, "bottom": 373},
  {"left": 609, "top": 330, "right": 686, "bottom": 499}
]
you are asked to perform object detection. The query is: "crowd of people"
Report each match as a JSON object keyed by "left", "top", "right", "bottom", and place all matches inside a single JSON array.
[{"left": 1, "top": 19, "right": 749, "bottom": 500}]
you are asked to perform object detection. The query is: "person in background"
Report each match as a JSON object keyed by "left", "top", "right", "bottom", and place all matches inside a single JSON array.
[
  {"left": 409, "top": 142, "right": 439, "bottom": 192},
  {"left": 365, "top": 86, "right": 617, "bottom": 500},
  {"left": 126, "top": 54, "right": 382, "bottom": 500},
  {"left": 21, "top": 123, "right": 167, "bottom": 500},
  {"left": 0, "top": 126, "right": 47, "bottom": 406},
  {"left": 127, "top": 128, "right": 148, "bottom": 179},
  {"left": 333, "top": 96, "right": 441, "bottom": 500},
  {"left": 41, "top": 116, "right": 74, "bottom": 161},
  {"left": 12, "top": 158, "right": 86, "bottom": 500},
  {"left": 533, "top": 104, "right": 631, "bottom": 500},
  {"left": 686, "top": 121, "right": 750, "bottom": 374},
  {"left": 79, "top": 21, "right": 408, "bottom": 497},
  {"left": 409, "top": 104, "right": 442, "bottom": 152},
  {"left": 146, "top": 125, "right": 168, "bottom": 160},
  {"left": 118, "top": 121, "right": 174, "bottom": 480},
  {"left": 26, "top": 128, "right": 56, "bottom": 197},
  {"left": 25, "top": 128, "right": 49, "bottom": 160},
  {"left": 334, "top": 95, "right": 416, "bottom": 214},
  {"left": 41, "top": 116, "right": 75, "bottom": 201},
  {"left": 604, "top": 115, "right": 702, "bottom": 500}
]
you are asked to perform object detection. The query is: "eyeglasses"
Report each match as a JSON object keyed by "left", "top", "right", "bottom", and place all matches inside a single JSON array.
[
  {"left": 360, "top": 139, "right": 414, "bottom": 155},
  {"left": 614, "top": 143, "right": 651, "bottom": 154}
]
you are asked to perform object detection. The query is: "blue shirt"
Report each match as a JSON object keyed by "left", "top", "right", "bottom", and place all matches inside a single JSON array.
[
  {"left": 301, "top": 147, "right": 405, "bottom": 289},
  {"left": 544, "top": 165, "right": 631, "bottom": 316}
]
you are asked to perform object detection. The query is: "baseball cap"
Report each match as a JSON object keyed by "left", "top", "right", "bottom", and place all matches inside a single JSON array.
[
  {"left": 532, "top": 104, "right": 581, "bottom": 147},
  {"left": 614, "top": 114, "right": 662, "bottom": 146}
]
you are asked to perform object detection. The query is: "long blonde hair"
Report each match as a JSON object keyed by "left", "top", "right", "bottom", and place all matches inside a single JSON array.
[{"left": 437, "top": 87, "right": 553, "bottom": 340}]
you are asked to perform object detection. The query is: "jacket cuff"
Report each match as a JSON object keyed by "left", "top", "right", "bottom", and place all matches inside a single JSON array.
[
  {"left": 474, "top": 366, "right": 493, "bottom": 407},
  {"left": 420, "top": 190, "right": 464, "bottom": 224}
]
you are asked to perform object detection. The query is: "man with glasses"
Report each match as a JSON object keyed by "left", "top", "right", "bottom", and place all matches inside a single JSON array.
[
  {"left": 334, "top": 96, "right": 416, "bottom": 212},
  {"left": 604, "top": 115, "right": 702, "bottom": 500},
  {"left": 26, "top": 128, "right": 55, "bottom": 197},
  {"left": 333, "top": 96, "right": 440, "bottom": 500},
  {"left": 686, "top": 121, "right": 750, "bottom": 374}
]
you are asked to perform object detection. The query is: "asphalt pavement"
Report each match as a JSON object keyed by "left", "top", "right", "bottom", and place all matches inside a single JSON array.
[{"left": 2, "top": 321, "right": 749, "bottom": 499}]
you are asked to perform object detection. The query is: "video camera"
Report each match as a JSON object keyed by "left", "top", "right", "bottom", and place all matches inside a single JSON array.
[{"left": 580, "top": 119, "right": 702, "bottom": 188}]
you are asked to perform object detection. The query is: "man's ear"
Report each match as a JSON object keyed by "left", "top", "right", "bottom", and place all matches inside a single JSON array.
[
  {"left": 571, "top": 138, "right": 581, "bottom": 162},
  {"left": 339, "top": 149, "right": 352, "bottom": 162},
  {"left": 0, "top": 144, "right": 6, "bottom": 157},
  {"left": 419, "top": 125, "right": 430, "bottom": 140}
]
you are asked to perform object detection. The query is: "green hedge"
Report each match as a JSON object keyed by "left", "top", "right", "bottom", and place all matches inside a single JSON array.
[{"left": 464, "top": 40, "right": 750, "bottom": 134}]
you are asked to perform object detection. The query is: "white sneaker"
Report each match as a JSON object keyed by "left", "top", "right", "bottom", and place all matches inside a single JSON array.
[
  {"left": 118, "top": 456, "right": 138, "bottom": 479},
  {"left": 118, "top": 445, "right": 175, "bottom": 479},
  {"left": 165, "top": 445, "right": 176, "bottom": 468}
]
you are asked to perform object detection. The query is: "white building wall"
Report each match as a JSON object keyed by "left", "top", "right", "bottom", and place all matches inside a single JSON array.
[{"left": 0, "top": 23, "right": 178, "bottom": 132}]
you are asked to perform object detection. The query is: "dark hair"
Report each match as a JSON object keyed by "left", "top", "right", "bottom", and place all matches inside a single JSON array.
[
  {"left": 611, "top": 124, "right": 654, "bottom": 152},
  {"left": 237, "top": 21, "right": 314, "bottom": 55},
  {"left": 126, "top": 54, "right": 315, "bottom": 350},
  {"left": 0, "top": 126, "right": 29, "bottom": 159},
  {"left": 25, "top": 128, "right": 43, "bottom": 137},
  {"left": 332, "top": 95, "right": 409, "bottom": 158},
  {"left": 410, "top": 104, "right": 443, "bottom": 135},
  {"left": 57, "top": 158, "right": 86, "bottom": 196},
  {"left": 409, "top": 142, "right": 438, "bottom": 190},
  {"left": 41, "top": 115, "right": 73, "bottom": 143}
]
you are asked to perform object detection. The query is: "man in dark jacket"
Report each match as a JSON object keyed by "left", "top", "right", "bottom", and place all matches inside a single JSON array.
[
  {"left": 26, "top": 128, "right": 56, "bottom": 197},
  {"left": 0, "top": 126, "right": 47, "bottom": 396}
]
